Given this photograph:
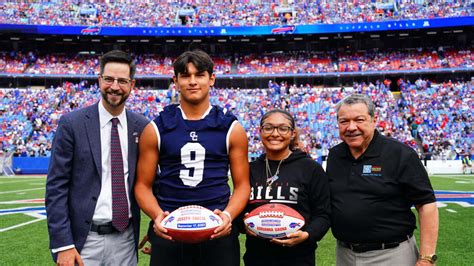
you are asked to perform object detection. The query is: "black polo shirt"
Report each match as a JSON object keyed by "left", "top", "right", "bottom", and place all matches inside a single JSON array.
[{"left": 327, "top": 130, "right": 436, "bottom": 243}]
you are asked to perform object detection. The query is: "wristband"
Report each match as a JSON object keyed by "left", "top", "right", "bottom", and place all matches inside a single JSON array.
[{"left": 222, "top": 210, "right": 232, "bottom": 221}]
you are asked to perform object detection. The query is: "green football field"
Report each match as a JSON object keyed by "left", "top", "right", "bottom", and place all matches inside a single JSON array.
[{"left": 0, "top": 175, "right": 472, "bottom": 266}]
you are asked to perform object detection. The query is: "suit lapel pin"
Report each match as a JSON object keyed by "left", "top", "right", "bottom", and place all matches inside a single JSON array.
[{"left": 133, "top": 132, "right": 139, "bottom": 143}]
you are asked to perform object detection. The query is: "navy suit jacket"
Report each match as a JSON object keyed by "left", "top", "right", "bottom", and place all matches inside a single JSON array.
[{"left": 45, "top": 103, "right": 148, "bottom": 261}]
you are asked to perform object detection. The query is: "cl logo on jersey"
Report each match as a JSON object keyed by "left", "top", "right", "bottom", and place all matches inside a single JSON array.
[{"left": 190, "top": 131, "right": 198, "bottom": 141}]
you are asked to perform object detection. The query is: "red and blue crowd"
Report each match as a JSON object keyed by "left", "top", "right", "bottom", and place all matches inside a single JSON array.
[
  {"left": 1, "top": 48, "right": 472, "bottom": 75},
  {"left": 0, "top": 1, "right": 472, "bottom": 27},
  {"left": 1, "top": 78, "right": 472, "bottom": 161}
]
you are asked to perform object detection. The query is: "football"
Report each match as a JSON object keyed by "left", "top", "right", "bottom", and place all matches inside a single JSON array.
[
  {"left": 244, "top": 203, "right": 305, "bottom": 239},
  {"left": 161, "top": 205, "right": 223, "bottom": 243}
]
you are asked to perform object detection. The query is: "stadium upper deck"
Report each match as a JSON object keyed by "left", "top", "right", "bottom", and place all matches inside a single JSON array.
[
  {"left": 1, "top": 48, "right": 472, "bottom": 76},
  {"left": 1, "top": 1, "right": 472, "bottom": 27}
]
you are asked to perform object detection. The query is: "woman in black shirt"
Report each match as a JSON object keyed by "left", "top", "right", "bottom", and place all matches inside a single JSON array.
[{"left": 242, "top": 109, "right": 331, "bottom": 266}]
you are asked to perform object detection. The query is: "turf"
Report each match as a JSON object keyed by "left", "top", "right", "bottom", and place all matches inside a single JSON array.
[
  {"left": 429, "top": 175, "right": 474, "bottom": 191},
  {"left": 1, "top": 213, "right": 36, "bottom": 229},
  {"left": 0, "top": 175, "right": 472, "bottom": 265}
]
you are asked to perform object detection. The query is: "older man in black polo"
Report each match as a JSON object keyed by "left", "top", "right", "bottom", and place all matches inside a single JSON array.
[{"left": 327, "top": 94, "right": 439, "bottom": 265}]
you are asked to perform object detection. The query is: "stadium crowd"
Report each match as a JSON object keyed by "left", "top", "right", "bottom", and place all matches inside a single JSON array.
[
  {"left": 2, "top": 78, "right": 472, "bottom": 161},
  {"left": 0, "top": 1, "right": 472, "bottom": 27},
  {"left": 1, "top": 48, "right": 471, "bottom": 76}
]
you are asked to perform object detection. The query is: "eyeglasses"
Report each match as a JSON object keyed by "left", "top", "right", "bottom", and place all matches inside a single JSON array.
[
  {"left": 260, "top": 124, "right": 293, "bottom": 135},
  {"left": 100, "top": 75, "right": 132, "bottom": 87}
]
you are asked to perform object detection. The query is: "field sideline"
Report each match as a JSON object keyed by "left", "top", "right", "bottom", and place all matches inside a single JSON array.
[{"left": 0, "top": 175, "right": 472, "bottom": 265}]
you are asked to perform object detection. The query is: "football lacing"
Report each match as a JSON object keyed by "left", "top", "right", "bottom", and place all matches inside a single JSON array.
[
  {"left": 179, "top": 205, "right": 204, "bottom": 210},
  {"left": 258, "top": 211, "right": 284, "bottom": 218}
]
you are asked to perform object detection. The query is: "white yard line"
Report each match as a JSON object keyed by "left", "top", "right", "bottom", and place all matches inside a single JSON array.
[
  {"left": 437, "top": 202, "right": 473, "bottom": 208},
  {"left": 0, "top": 218, "right": 45, "bottom": 233},
  {"left": 0, "top": 188, "right": 44, "bottom": 194},
  {"left": 433, "top": 175, "right": 474, "bottom": 182},
  {"left": 0, "top": 179, "right": 42, "bottom": 185},
  {"left": 25, "top": 212, "right": 46, "bottom": 219}
]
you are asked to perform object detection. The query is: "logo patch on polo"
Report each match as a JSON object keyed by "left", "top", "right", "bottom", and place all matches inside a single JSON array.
[
  {"left": 363, "top": 165, "right": 372, "bottom": 174},
  {"left": 362, "top": 165, "right": 382, "bottom": 177},
  {"left": 371, "top": 166, "right": 382, "bottom": 172}
]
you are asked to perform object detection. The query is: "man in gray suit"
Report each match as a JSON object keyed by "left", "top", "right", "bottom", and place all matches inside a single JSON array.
[{"left": 46, "top": 50, "right": 149, "bottom": 266}]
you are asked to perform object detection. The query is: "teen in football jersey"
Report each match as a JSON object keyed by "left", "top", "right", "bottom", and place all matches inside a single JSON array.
[
  {"left": 135, "top": 50, "right": 250, "bottom": 266},
  {"left": 242, "top": 109, "right": 330, "bottom": 266}
]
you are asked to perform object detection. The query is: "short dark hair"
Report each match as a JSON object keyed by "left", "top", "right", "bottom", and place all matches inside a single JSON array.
[
  {"left": 100, "top": 50, "right": 136, "bottom": 79},
  {"left": 173, "top": 50, "right": 214, "bottom": 77}
]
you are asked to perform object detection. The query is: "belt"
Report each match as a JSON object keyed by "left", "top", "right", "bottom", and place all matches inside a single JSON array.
[
  {"left": 339, "top": 234, "right": 412, "bottom": 253},
  {"left": 90, "top": 219, "right": 131, "bottom": 235}
]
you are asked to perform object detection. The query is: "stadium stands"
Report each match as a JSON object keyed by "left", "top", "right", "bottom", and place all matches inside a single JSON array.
[
  {"left": 0, "top": 1, "right": 472, "bottom": 167},
  {"left": 1, "top": 1, "right": 472, "bottom": 27},
  {"left": 2, "top": 79, "right": 472, "bottom": 161},
  {"left": 1, "top": 48, "right": 471, "bottom": 76}
]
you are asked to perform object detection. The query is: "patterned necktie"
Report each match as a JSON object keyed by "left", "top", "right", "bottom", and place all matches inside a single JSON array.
[{"left": 110, "top": 118, "right": 129, "bottom": 231}]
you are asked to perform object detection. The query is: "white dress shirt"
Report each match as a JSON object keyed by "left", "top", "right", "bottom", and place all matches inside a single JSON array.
[{"left": 94, "top": 100, "right": 131, "bottom": 222}]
